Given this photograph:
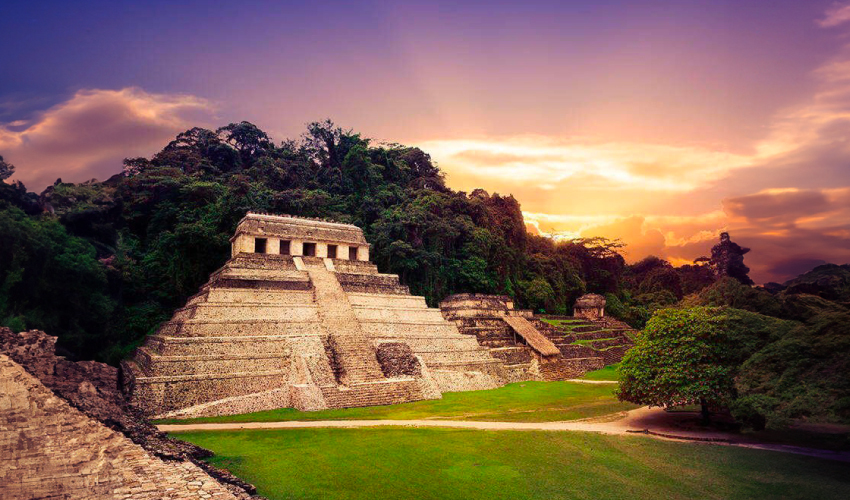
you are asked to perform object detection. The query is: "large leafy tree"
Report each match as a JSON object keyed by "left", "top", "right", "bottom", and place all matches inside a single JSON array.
[
  {"left": 617, "top": 307, "right": 736, "bottom": 423},
  {"left": 707, "top": 232, "right": 753, "bottom": 285}
]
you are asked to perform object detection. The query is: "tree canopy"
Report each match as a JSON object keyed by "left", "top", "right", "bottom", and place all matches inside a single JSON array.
[{"left": 617, "top": 307, "right": 737, "bottom": 423}]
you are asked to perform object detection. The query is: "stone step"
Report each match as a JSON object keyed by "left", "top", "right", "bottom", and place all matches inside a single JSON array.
[
  {"left": 319, "top": 379, "right": 427, "bottom": 408},
  {"left": 360, "top": 322, "right": 463, "bottom": 338},
  {"left": 537, "top": 356, "right": 605, "bottom": 380},
  {"left": 171, "top": 303, "right": 319, "bottom": 322},
  {"left": 555, "top": 344, "right": 599, "bottom": 358},
  {"left": 346, "top": 293, "right": 428, "bottom": 308},
  {"left": 212, "top": 268, "right": 310, "bottom": 283},
  {"left": 204, "top": 289, "right": 316, "bottom": 304},
  {"left": 156, "top": 320, "right": 326, "bottom": 337},
  {"left": 135, "top": 347, "right": 292, "bottom": 376},
  {"left": 571, "top": 330, "right": 622, "bottom": 340},
  {"left": 353, "top": 307, "right": 447, "bottom": 323}
]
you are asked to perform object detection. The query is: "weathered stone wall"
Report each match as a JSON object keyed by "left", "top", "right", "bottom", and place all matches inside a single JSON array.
[
  {"left": 573, "top": 293, "right": 606, "bottom": 320},
  {"left": 0, "top": 338, "right": 266, "bottom": 500},
  {"left": 440, "top": 294, "right": 612, "bottom": 382},
  {"left": 0, "top": 328, "right": 263, "bottom": 499},
  {"left": 231, "top": 213, "right": 370, "bottom": 261}
]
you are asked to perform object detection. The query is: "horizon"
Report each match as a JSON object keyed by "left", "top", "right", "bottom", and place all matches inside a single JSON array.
[{"left": 2, "top": 0, "right": 850, "bottom": 283}]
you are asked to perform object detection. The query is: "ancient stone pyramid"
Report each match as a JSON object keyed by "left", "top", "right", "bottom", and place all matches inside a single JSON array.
[{"left": 124, "top": 213, "right": 505, "bottom": 418}]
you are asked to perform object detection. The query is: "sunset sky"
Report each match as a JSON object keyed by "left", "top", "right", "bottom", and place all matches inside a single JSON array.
[{"left": 2, "top": 0, "right": 850, "bottom": 283}]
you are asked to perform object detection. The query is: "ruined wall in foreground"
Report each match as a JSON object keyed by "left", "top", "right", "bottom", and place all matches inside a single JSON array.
[{"left": 0, "top": 353, "right": 240, "bottom": 500}]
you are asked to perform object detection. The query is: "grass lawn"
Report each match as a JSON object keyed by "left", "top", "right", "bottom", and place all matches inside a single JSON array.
[
  {"left": 156, "top": 381, "right": 636, "bottom": 425},
  {"left": 174, "top": 427, "right": 850, "bottom": 500},
  {"left": 580, "top": 364, "right": 620, "bottom": 381},
  {"left": 541, "top": 318, "right": 584, "bottom": 331}
]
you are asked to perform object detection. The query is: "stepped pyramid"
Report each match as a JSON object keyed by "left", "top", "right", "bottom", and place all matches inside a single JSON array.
[{"left": 123, "top": 213, "right": 505, "bottom": 418}]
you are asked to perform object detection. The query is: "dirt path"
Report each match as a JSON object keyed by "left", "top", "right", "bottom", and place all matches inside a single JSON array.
[{"left": 159, "top": 406, "right": 850, "bottom": 462}]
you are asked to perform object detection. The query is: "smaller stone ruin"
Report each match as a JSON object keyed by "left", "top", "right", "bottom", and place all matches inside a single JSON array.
[
  {"left": 440, "top": 293, "right": 637, "bottom": 379},
  {"left": 573, "top": 293, "right": 606, "bottom": 320},
  {"left": 440, "top": 294, "right": 605, "bottom": 381}
]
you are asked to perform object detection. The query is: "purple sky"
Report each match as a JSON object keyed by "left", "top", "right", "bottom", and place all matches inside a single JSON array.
[{"left": 2, "top": 0, "right": 849, "bottom": 282}]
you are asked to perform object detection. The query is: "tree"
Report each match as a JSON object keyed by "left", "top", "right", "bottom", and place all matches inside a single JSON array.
[
  {"left": 0, "top": 155, "right": 15, "bottom": 181},
  {"left": 216, "top": 121, "right": 272, "bottom": 164},
  {"left": 518, "top": 277, "right": 556, "bottom": 312},
  {"left": 706, "top": 232, "right": 753, "bottom": 285},
  {"left": 617, "top": 307, "right": 737, "bottom": 424}
]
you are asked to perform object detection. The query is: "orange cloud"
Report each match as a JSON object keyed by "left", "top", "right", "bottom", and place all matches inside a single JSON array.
[{"left": 429, "top": 3, "right": 850, "bottom": 283}]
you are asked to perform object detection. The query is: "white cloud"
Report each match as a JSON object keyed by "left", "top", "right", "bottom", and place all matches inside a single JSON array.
[{"left": 818, "top": 2, "right": 850, "bottom": 28}]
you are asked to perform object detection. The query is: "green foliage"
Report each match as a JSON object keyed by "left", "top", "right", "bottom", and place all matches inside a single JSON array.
[
  {"left": 619, "top": 301, "right": 848, "bottom": 429},
  {"left": 0, "top": 204, "right": 116, "bottom": 357},
  {"left": 782, "top": 264, "right": 850, "bottom": 301},
  {"left": 733, "top": 311, "right": 850, "bottom": 428},
  {"left": 608, "top": 256, "right": 715, "bottom": 329},
  {"left": 683, "top": 277, "right": 784, "bottom": 317},
  {"left": 517, "top": 277, "right": 556, "bottom": 313},
  {"left": 603, "top": 292, "right": 650, "bottom": 328},
  {"left": 0, "top": 155, "right": 16, "bottom": 180},
  {"left": 617, "top": 307, "right": 738, "bottom": 410}
]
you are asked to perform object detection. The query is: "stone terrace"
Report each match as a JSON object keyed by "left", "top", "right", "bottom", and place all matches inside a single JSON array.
[
  {"left": 440, "top": 294, "right": 606, "bottom": 381},
  {"left": 535, "top": 315, "right": 636, "bottom": 366}
]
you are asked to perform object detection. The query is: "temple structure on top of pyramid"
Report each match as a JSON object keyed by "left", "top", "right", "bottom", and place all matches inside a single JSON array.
[{"left": 122, "top": 213, "right": 507, "bottom": 418}]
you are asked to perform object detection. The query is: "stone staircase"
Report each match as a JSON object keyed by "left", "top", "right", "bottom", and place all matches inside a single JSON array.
[
  {"left": 303, "top": 258, "right": 386, "bottom": 384},
  {"left": 502, "top": 314, "right": 560, "bottom": 356}
]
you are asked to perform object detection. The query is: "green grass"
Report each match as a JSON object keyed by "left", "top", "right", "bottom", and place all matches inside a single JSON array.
[
  {"left": 541, "top": 318, "right": 586, "bottom": 325},
  {"left": 580, "top": 364, "right": 620, "bottom": 381},
  {"left": 156, "top": 381, "right": 635, "bottom": 425},
  {"left": 174, "top": 428, "right": 850, "bottom": 500},
  {"left": 540, "top": 319, "right": 585, "bottom": 331}
]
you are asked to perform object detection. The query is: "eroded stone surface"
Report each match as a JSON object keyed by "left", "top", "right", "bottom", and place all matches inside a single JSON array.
[
  {"left": 0, "top": 328, "right": 262, "bottom": 500},
  {"left": 573, "top": 293, "right": 606, "bottom": 320},
  {"left": 0, "top": 353, "right": 250, "bottom": 500}
]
